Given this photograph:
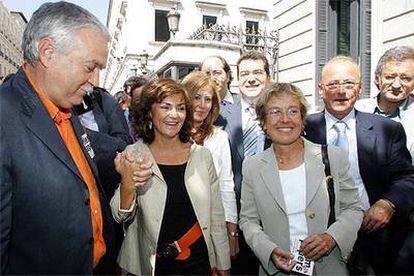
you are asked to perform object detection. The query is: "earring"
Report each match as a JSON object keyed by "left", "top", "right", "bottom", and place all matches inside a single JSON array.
[{"left": 148, "top": 121, "right": 153, "bottom": 130}]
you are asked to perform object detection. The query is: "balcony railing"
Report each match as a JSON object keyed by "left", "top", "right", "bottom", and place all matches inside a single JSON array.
[{"left": 188, "top": 23, "right": 279, "bottom": 80}]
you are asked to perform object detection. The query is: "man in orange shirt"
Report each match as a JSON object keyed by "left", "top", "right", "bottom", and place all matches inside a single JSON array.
[{"left": 0, "top": 2, "right": 116, "bottom": 274}]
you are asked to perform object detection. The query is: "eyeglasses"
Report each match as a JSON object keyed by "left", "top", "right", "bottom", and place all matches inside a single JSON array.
[
  {"left": 266, "top": 107, "right": 301, "bottom": 120},
  {"left": 322, "top": 80, "right": 359, "bottom": 91}
]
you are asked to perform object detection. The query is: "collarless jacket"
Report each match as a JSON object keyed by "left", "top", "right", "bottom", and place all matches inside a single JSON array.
[{"left": 110, "top": 141, "right": 231, "bottom": 275}]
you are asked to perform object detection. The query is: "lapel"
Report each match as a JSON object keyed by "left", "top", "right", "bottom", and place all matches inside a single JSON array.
[
  {"left": 355, "top": 111, "right": 376, "bottom": 175},
  {"left": 222, "top": 96, "right": 244, "bottom": 161},
  {"left": 260, "top": 147, "right": 288, "bottom": 215},
  {"left": 70, "top": 113, "right": 109, "bottom": 199},
  {"left": 303, "top": 139, "right": 325, "bottom": 207},
  {"left": 19, "top": 78, "right": 83, "bottom": 181},
  {"left": 305, "top": 112, "right": 327, "bottom": 144}
]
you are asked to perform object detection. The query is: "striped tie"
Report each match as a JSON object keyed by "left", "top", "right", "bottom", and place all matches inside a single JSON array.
[{"left": 243, "top": 108, "right": 260, "bottom": 158}]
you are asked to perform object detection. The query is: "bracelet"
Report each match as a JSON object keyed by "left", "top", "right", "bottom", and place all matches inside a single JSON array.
[{"left": 228, "top": 231, "right": 239, "bottom": 237}]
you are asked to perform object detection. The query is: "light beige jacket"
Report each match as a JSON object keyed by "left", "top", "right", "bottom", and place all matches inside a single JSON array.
[
  {"left": 110, "top": 141, "right": 231, "bottom": 276},
  {"left": 239, "top": 139, "right": 363, "bottom": 276}
]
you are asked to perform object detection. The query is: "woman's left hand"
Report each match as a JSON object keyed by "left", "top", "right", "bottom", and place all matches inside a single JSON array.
[{"left": 300, "top": 233, "right": 336, "bottom": 261}]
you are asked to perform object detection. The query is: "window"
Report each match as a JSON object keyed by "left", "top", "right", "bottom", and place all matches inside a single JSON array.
[
  {"left": 316, "top": 0, "right": 371, "bottom": 105},
  {"left": 246, "top": 20, "right": 259, "bottom": 45},
  {"left": 203, "top": 15, "right": 217, "bottom": 28},
  {"left": 155, "top": 9, "right": 170, "bottom": 42}
]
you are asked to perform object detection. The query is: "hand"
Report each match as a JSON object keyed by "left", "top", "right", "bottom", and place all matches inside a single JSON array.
[
  {"left": 300, "top": 233, "right": 336, "bottom": 261},
  {"left": 271, "top": 247, "right": 295, "bottom": 272},
  {"left": 362, "top": 199, "right": 395, "bottom": 233},
  {"left": 115, "top": 151, "right": 153, "bottom": 209},
  {"left": 216, "top": 269, "right": 230, "bottom": 276},
  {"left": 115, "top": 151, "right": 153, "bottom": 188},
  {"left": 226, "top": 222, "right": 240, "bottom": 260}
]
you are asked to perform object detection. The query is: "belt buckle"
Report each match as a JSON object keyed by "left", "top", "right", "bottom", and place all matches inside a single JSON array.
[{"left": 157, "top": 243, "right": 179, "bottom": 259}]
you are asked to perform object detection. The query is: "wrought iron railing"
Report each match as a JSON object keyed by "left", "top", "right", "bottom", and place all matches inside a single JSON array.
[{"left": 188, "top": 24, "right": 279, "bottom": 80}]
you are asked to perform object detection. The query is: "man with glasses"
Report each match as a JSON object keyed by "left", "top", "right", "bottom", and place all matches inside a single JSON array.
[
  {"left": 304, "top": 56, "right": 414, "bottom": 274},
  {"left": 219, "top": 51, "right": 271, "bottom": 275},
  {"left": 356, "top": 46, "right": 414, "bottom": 163}
]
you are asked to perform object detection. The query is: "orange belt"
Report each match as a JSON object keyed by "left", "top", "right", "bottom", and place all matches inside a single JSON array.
[{"left": 174, "top": 222, "right": 203, "bottom": 260}]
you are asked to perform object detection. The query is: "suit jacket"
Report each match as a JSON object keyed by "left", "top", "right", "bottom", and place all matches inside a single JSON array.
[
  {"left": 110, "top": 141, "right": 231, "bottom": 276},
  {"left": 0, "top": 68, "right": 114, "bottom": 274},
  {"left": 239, "top": 139, "right": 363, "bottom": 275},
  {"left": 305, "top": 110, "right": 414, "bottom": 222},
  {"left": 77, "top": 87, "right": 132, "bottom": 199},
  {"left": 355, "top": 96, "right": 414, "bottom": 165},
  {"left": 216, "top": 95, "right": 271, "bottom": 210}
]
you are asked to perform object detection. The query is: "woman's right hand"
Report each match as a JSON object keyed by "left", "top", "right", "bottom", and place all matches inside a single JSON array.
[{"left": 271, "top": 247, "right": 296, "bottom": 273}]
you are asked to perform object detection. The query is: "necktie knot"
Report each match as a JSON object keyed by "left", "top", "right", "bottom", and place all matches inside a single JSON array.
[
  {"left": 333, "top": 121, "right": 348, "bottom": 152},
  {"left": 334, "top": 121, "right": 347, "bottom": 133}
]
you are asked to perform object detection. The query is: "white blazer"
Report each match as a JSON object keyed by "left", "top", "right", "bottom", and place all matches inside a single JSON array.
[{"left": 110, "top": 141, "right": 231, "bottom": 275}]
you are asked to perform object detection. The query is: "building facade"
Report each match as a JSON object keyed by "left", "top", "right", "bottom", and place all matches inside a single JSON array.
[
  {"left": 102, "top": 0, "right": 276, "bottom": 94},
  {"left": 0, "top": 2, "right": 26, "bottom": 81},
  {"left": 272, "top": 0, "right": 414, "bottom": 108},
  {"left": 103, "top": 0, "right": 413, "bottom": 108}
]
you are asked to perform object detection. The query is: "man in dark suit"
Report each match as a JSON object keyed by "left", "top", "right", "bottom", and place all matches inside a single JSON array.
[
  {"left": 305, "top": 56, "right": 414, "bottom": 274},
  {"left": 0, "top": 2, "right": 116, "bottom": 274},
  {"left": 217, "top": 51, "right": 271, "bottom": 275}
]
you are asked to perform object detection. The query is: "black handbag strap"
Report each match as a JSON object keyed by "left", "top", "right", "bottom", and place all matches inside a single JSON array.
[{"left": 321, "top": 145, "right": 336, "bottom": 227}]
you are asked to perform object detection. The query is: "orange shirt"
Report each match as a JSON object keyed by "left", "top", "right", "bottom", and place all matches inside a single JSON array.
[{"left": 22, "top": 65, "right": 106, "bottom": 267}]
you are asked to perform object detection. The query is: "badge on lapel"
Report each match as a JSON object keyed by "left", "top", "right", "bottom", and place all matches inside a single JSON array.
[{"left": 81, "top": 133, "right": 95, "bottom": 159}]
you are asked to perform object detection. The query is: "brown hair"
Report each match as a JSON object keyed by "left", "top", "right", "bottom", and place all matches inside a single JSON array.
[
  {"left": 256, "top": 82, "right": 309, "bottom": 130},
  {"left": 181, "top": 71, "right": 220, "bottom": 144},
  {"left": 237, "top": 51, "right": 270, "bottom": 78},
  {"left": 131, "top": 78, "right": 193, "bottom": 144}
]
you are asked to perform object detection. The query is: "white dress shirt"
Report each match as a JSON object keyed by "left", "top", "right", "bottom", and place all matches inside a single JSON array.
[
  {"left": 325, "top": 110, "right": 370, "bottom": 210},
  {"left": 204, "top": 127, "right": 238, "bottom": 223}
]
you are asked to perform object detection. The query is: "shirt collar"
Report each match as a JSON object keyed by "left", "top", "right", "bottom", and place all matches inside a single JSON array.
[
  {"left": 222, "top": 90, "right": 234, "bottom": 104},
  {"left": 325, "top": 109, "right": 355, "bottom": 131},
  {"left": 374, "top": 93, "right": 413, "bottom": 119},
  {"left": 22, "top": 64, "right": 72, "bottom": 124}
]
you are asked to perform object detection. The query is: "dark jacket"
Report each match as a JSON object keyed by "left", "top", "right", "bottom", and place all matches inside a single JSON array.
[{"left": 0, "top": 68, "right": 115, "bottom": 274}]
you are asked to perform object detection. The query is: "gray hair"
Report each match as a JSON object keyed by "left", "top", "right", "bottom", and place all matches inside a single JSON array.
[
  {"left": 375, "top": 46, "right": 414, "bottom": 82},
  {"left": 22, "top": 1, "right": 110, "bottom": 64}
]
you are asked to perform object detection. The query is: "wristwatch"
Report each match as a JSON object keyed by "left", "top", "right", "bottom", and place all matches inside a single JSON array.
[{"left": 228, "top": 231, "right": 239, "bottom": 237}]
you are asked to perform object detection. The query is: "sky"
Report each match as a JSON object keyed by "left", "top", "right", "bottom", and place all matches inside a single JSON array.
[{"left": 2, "top": 0, "right": 110, "bottom": 25}]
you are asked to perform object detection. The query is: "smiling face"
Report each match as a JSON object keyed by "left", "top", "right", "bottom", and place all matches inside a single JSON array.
[
  {"left": 192, "top": 85, "right": 213, "bottom": 126},
  {"left": 263, "top": 94, "right": 303, "bottom": 146},
  {"left": 238, "top": 59, "right": 270, "bottom": 103},
  {"left": 377, "top": 59, "right": 414, "bottom": 103},
  {"left": 43, "top": 28, "right": 108, "bottom": 109},
  {"left": 151, "top": 93, "right": 187, "bottom": 141},
  {"left": 320, "top": 60, "right": 361, "bottom": 119}
]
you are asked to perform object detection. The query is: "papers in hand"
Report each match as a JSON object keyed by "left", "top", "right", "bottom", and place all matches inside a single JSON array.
[{"left": 291, "top": 238, "right": 314, "bottom": 276}]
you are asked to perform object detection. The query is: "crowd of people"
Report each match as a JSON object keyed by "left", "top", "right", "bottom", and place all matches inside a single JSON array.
[{"left": 0, "top": 1, "right": 413, "bottom": 275}]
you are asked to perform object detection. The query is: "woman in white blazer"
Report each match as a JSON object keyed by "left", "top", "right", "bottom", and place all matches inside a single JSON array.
[
  {"left": 239, "top": 83, "right": 363, "bottom": 275},
  {"left": 182, "top": 71, "right": 239, "bottom": 258},
  {"left": 111, "top": 79, "right": 230, "bottom": 275}
]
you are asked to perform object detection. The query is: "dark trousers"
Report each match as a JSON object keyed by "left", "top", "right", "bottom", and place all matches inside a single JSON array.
[{"left": 231, "top": 232, "right": 259, "bottom": 275}]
